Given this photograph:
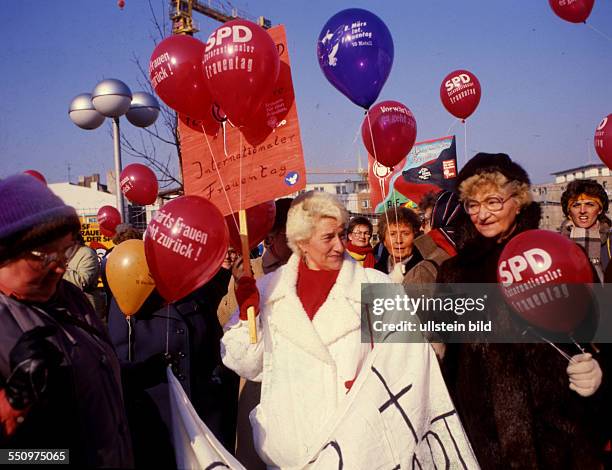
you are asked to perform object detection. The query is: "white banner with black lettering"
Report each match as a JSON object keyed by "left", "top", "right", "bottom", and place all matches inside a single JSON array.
[
  {"left": 168, "top": 342, "right": 478, "bottom": 470},
  {"left": 301, "top": 342, "right": 479, "bottom": 469},
  {"left": 168, "top": 369, "right": 246, "bottom": 470}
]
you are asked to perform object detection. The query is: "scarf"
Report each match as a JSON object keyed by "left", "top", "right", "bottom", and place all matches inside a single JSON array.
[
  {"left": 569, "top": 223, "right": 603, "bottom": 282},
  {"left": 296, "top": 259, "right": 340, "bottom": 320},
  {"left": 346, "top": 241, "right": 376, "bottom": 268}
]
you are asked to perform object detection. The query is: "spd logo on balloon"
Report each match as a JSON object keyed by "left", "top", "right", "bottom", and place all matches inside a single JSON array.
[{"left": 497, "top": 230, "right": 593, "bottom": 334}]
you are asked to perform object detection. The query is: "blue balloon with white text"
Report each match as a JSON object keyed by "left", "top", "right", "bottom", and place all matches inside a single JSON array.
[{"left": 317, "top": 8, "right": 394, "bottom": 109}]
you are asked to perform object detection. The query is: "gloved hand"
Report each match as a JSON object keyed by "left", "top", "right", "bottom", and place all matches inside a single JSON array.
[
  {"left": 122, "top": 352, "right": 174, "bottom": 390},
  {"left": 567, "top": 353, "right": 602, "bottom": 397},
  {"left": 5, "top": 326, "right": 63, "bottom": 410},
  {"left": 235, "top": 276, "right": 260, "bottom": 321}
]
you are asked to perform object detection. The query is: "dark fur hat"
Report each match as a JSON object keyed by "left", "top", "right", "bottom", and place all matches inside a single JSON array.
[{"left": 457, "top": 153, "right": 530, "bottom": 188}]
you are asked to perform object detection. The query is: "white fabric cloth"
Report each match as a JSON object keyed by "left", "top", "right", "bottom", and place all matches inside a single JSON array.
[
  {"left": 168, "top": 368, "right": 245, "bottom": 470},
  {"left": 222, "top": 254, "right": 476, "bottom": 469},
  {"left": 221, "top": 254, "right": 390, "bottom": 467},
  {"left": 303, "top": 341, "right": 479, "bottom": 469}
]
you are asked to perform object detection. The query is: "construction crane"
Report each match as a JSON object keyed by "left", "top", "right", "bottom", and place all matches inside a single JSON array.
[{"left": 170, "top": 0, "right": 271, "bottom": 35}]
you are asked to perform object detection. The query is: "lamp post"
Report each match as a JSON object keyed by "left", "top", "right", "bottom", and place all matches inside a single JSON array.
[{"left": 69, "top": 79, "right": 160, "bottom": 221}]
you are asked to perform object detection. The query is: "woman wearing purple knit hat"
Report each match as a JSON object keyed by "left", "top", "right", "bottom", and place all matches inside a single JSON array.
[{"left": 0, "top": 174, "right": 133, "bottom": 467}]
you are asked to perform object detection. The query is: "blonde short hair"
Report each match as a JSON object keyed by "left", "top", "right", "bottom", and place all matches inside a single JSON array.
[
  {"left": 459, "top": 171, "right": 532, "bottom": 209},
  {"left": 286, "top": 191, "right": 348, "bottom": 255}
]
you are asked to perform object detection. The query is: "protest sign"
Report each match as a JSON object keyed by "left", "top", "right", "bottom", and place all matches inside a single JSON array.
[
  {"left": 179, "top": 25, "right": 306, "bottom": 216},
  {"left": 368, "top": 135, "right": 457, "bottom": 213}
]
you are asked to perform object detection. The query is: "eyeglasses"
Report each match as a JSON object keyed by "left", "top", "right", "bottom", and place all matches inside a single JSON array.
[
  {"left": 463, "top": 194, "right": 515, "bottom": 215},
  {"left": 25, "top": 243, "right": 79, "bottom": 270},
  {"left": 351, "top": 230, "right": 371, "bottom": 238}
]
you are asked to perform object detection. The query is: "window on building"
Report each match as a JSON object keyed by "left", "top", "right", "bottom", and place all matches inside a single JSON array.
[
  {"left": 335, "top": 186, "right": 341, "bottom": 194},
  {"left": 362, "top": 200, "right": 369, "bottom": 208},
  {"left": 341, "top": 186, "right": 347, "bottom": 194}
]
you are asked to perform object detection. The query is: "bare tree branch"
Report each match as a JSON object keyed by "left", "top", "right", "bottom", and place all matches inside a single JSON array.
[{"left": 118, "top": 0, "right": 184, "bottom": 194}]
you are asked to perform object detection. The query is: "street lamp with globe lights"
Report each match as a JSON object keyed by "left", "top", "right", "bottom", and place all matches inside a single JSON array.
[{"left": 69, "top": 78, "right": 160, "bottom": 220}]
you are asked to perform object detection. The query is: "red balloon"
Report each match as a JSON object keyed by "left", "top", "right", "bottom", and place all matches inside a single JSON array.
[
  {"left": 225, "top": 201, "right": 276, "bottom": 251},
  {"left": 144, "top": 196, "right": 228, "bottom": 302},
  {"left": 361, "top": 101, "right": 417, "bottom": 168},
  {"left": 120, "top": 163, "right": 158, "bottom": 205},
  {"left": 97, "top": 205, "right": 122, "bottom": 235},
  {"left": 23, "top": 170, "right": 47, "bottom": 184},
  {"left": 595, "top": 114, "right": 612, "bottom": 168},
  {"left": 440, "top": 69, "right": 481, "bottom": 121},
  {"left": 117, "top": 0, "right": 125, "bottom": 9},
  {"left": 202, "top": 19, "right": 280, "bottom": 127},
  {"left": 497, "top": 230, "right": 593, "bottom": 333},
  {"left": 149, "top": 35, "right": 213, "bottom": 120},
  {"left": 100, "top": 226, "right": 115, "bottom": 238},
  {"left": 549, "top": 0, "right": 594, "bottom": 23}
]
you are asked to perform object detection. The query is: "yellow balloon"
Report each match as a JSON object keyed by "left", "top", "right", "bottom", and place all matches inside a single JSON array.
[{"left": 106, "top": 239, "right": 155, "bottom": 316}]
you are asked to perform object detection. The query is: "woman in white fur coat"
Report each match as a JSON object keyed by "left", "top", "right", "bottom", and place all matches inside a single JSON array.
[{"left": 221, "top": 191, "right": 392, "bottom": 468}]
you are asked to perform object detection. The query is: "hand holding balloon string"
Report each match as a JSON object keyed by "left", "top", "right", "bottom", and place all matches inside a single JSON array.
[{"left": 567, "top": 353, "right": 602, "bottom": 397}]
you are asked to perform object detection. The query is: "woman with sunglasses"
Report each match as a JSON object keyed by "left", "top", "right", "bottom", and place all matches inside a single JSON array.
[
  {"left": 437, "top": 153, "right": 607, "bottom": 469},
  {"left": 0, "top": 174, "right": 133, "bottom": 467}
]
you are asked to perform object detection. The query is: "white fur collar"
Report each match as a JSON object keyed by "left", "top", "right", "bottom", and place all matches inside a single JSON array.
[{"left": 259, "top": 254, "right": 369, "bottom": 364}]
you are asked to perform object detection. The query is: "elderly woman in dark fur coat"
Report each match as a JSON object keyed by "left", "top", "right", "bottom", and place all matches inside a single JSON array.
[{"left": 437, "top": 153, "right": 608, "bottom": 469}]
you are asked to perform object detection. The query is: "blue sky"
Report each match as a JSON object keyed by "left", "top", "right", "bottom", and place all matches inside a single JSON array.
[{"left": 1, "top": 0, "right": 611, "bottom": 184}]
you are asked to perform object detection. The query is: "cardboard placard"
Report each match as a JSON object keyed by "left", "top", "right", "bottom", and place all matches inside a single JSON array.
[{"left": 180, "top": 25, "right": 306, "bottom": 216}]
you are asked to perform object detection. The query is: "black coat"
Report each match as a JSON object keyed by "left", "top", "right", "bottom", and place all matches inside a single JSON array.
[
  {"left": 0, "top": 281, "right": 133, "bottom": 468},
  {"left": 108, "top": 268, "right": 239, "bottom": 468},
  {"left": 437, "top": 202, "right": 610, "bottom": 469}
]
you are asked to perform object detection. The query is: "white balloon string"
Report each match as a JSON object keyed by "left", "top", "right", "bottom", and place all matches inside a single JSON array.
[
  {"left": 586, "top": 23, "right": 612, "bottom": 43},
  {"left": 447, "top": 118, "right": 460, "bottom": 136},
  {"left": 127, "top": 316, "right": 132, "bottom": 362},
  {"left": 165, "top": 303, "right": 170, "bottom": 355},
  {"left": 201, "top": 124, "right": 239, "bottom": 233},
  {"left": 570, "top": 336, "right": 586, "bottom": 354},
  {"left": 222, "top": 121, "right": 229, "bottom": 158},
  {"left": 366, "top": 111, "right": 398, "bottom": 266},
  {"left": 464, "top": 120, "right": 468, "bottom": 169},
  {"left": 239, "top": 129, "right": 243, "bottom": 211},
  {"left": 523, "top": 327, "right": 573, "bottom": 362}
]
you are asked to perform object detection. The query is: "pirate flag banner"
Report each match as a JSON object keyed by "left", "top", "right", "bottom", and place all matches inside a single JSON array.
[
  {"left": 368, "top": 135, "right": 457, "bottom": 213},
  {"left": 179, "top": 25, "right": 306, "bottom": 216}
]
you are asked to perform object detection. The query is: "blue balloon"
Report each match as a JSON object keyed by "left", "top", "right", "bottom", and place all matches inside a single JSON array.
[{"left": 317, "top": 8, "right": 394, "bottom": 109}]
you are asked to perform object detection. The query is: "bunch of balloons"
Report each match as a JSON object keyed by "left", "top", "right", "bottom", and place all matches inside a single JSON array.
[{"left": 149, "top": 20, "right": 280, "bottom": 130}]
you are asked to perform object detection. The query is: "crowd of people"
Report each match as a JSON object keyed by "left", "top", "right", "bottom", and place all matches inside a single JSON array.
[{"left": 0, "top": 152, "right": 610, "bottom": 468}]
